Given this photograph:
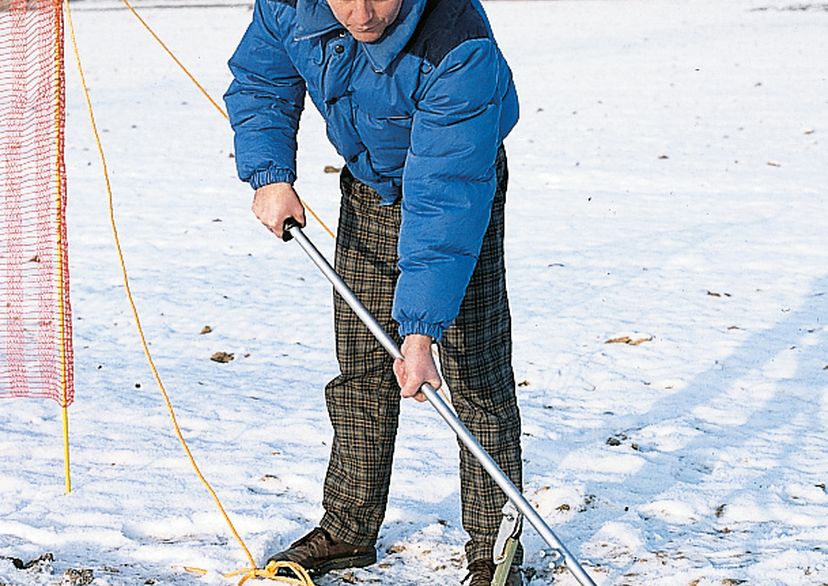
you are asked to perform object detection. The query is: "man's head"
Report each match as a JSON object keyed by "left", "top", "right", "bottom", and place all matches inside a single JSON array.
[{"left": 326, "top": 0, "right": 404, "bottom": 43}]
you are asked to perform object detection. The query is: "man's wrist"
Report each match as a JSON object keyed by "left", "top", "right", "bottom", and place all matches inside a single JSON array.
[
  {"left": 254, "top": 183, "right": 299, "bottom": 206},
  {"left": 403, "top": 333, "right": 434, "bottom": 349},
  {"left": 255, "top": 181, "right": 294, "bottom": 194}
]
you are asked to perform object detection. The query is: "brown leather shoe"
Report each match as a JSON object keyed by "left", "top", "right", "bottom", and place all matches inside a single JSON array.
[
  {"left": 265, "top": 527, "right": 376, "bottom": 577},
  {"left": 462, "top": 559, "right": 523, "bottom": 586}
]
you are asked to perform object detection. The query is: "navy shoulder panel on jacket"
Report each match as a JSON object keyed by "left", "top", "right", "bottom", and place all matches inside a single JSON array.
[
  {"left": 404, "top": 0, "right": 490, "bottom": 67},
  {"left": 273, "top": 0, "right": 296, "bottom": 8}
]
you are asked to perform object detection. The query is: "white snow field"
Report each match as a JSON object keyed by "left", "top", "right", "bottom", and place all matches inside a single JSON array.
[{"left": 2, "top": 0, "right": 827, "bottom": 584}]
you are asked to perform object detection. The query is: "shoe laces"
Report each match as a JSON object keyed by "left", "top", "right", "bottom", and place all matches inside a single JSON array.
[{"left": 290, "top": 527, "right": 334, "bottom": 557}]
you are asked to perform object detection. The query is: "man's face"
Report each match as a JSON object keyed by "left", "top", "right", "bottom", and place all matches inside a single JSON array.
[{"left": 326, "top": 0, "right": 404, "bottom": 43}]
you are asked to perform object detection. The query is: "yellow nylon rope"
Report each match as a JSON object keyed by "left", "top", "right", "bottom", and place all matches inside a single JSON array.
[
  {"left": 121, "top": 0, "right": 227, "bottom": 120},
  {"left": 118, "top": 0, "right": 335, "bottom": 240},
  {"left": 66, "top": 1, "right": 451, "bottom": 579},
  {"left": 64, "top": 2, "right": 312, "bottom": 584},
  {"left": 228, "top": 561, "right": 315, "bottom": 586}
]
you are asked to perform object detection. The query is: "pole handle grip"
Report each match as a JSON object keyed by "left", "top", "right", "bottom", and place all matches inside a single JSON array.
[{"left": 282, "top": 218, "right": 301, "bottom": 242}]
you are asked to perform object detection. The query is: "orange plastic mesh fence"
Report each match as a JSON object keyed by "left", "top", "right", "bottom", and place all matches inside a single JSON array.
[{"left": 0, "top": 0, "right": 73, "bottom": 407}]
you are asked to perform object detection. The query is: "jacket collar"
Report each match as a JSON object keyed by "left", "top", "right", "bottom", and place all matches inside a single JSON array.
[{"left": 295, "top": 0, "right": 427, "bottom": 73}]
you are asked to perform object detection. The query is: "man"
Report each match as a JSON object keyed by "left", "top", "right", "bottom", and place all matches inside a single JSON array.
[{"left": 225, "top": 0, "right": 522, "bottom": 583}]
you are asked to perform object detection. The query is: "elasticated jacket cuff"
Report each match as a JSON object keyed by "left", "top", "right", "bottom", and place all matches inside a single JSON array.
[
  {"left": 249, "top": 167, "right": 296, "bottom": 190},
  {"left": 398, "top": 320, "right": 445, "bottom": 343}
]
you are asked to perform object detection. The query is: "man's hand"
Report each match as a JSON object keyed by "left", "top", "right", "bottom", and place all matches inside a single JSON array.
[
  {"left": 252, "top": 182, "right": 306, "bottom": 239},
  {"left": 394, "top": 334, "right": 441, "bottom": 402}
]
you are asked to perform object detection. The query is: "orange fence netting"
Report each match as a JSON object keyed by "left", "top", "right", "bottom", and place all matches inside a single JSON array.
[{"left": 0, "top": 0, "right": 73, "bottom": 407}]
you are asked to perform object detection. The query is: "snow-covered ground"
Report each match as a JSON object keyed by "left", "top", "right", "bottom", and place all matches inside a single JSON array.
[{"left": 2, "top": 0, "right": 828, "bottom": 584}]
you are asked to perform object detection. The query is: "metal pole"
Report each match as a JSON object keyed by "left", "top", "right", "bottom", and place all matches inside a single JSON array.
[{"left": 284, "top": 222, "right": 597, "bottom": 586}]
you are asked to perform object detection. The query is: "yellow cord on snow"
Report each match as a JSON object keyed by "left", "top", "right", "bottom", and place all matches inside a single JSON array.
[
  {"left": 118, "top": 0, "right": 336, "bottom": 240},
  {"left": 120, "top": 0, "right": 227, "bottom": 121},
  {"left": 67, "top": 0, "right": 450, "bottom": 579},
  {"left": 65, "top": 3, "right": 312, "bottom": 584},
  {"left": 182, "top": 561, "right": 314, "bottom": 585},
  {"left": 228, "top": 561, "right": 315, "bottom": 586}
]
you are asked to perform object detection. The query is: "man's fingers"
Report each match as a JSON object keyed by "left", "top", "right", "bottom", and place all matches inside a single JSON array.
[
  {"left": 396, "top": 360, "right": 423, "bottom": 399},
  {"left": 401, "top": 378, "right": 419, "bottom": 398},
  {"left": 270, "top": 219, "right": 288, "bottom": 238},
  {"left": 399, "top": 373, "right": 438, "bottom": 400},
  {"left": 393, "top": 357, "right": 405, "bottom": 382},
  {"left": 264, "top": 211, "right": 303, "bottom": 238},
  {"left": 252, "top": 207, "right": 286, "bottom": 236},
  {"left": 395, "top": 358, "right": 419, "bottom": 398}
]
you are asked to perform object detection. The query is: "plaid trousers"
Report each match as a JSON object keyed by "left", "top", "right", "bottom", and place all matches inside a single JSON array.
[{"left": 319, "top": 147, "right": 523, "bottom": 566}]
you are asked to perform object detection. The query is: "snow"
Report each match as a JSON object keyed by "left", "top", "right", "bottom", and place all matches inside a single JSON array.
[{"left": 2, "top": 0, "right": 827, "bottom": 584}]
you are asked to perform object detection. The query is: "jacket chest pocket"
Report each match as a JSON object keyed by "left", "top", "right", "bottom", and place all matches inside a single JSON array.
[
  {"left": 354, "top": 105, "right": 412, "bottom": 133},
  {"left": 378, "top": 114, "right": 412, "bottom": 146},
  {"left": 383, "top": 114, "right": 412, "bottom": 126}
]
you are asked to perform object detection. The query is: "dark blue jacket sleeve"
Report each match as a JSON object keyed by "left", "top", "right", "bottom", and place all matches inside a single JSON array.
[
  {"left": 224, "top": 0, "right": 305, "bottom": 189},
  {"left": 394, "top": 39, "right": 503, "bottom": 341}
]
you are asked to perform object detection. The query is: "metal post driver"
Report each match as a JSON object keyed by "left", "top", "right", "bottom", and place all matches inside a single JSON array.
[{"left": 282, "top": 219, "right": 597, "bottom": 586}]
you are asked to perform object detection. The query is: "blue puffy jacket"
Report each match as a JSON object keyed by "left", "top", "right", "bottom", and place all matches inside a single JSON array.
[{"left": 225, "top": 0, "right": 519, "bottom": 341}]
